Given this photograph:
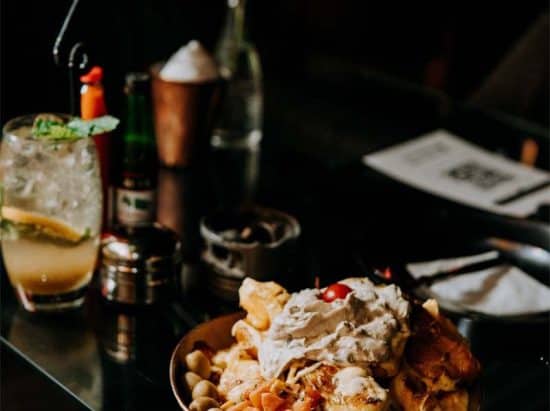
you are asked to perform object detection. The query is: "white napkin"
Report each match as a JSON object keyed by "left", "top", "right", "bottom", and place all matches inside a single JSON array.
[{"left": 407, "top": 252, "right": 550, "bottom": 316}]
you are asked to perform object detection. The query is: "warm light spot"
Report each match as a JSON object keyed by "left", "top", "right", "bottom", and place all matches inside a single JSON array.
[
  {"left": 521, "top": 138, "right": 538, "bottom": 166},
  {"left": 314, "top": 276, "right": 320, "bottom": 289}
]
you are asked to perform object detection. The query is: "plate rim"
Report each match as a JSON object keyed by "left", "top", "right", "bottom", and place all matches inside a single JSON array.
[{"left": 169, "top": 312, "right": 245, "bottom": 410}]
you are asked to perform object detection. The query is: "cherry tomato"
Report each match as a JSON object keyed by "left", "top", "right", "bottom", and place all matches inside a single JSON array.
[{"left": 321, "top": 283, "right": 352, "bottom": 302}]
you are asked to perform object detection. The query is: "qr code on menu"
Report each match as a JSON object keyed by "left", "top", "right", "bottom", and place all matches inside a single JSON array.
[{"left": 446, "top": 161, "right": 514, "bottom": 190}]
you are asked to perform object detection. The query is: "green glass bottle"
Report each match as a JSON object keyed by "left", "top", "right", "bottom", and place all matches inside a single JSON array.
[{"left": 115, "top": 72, "right": 157, "bottom": 227}]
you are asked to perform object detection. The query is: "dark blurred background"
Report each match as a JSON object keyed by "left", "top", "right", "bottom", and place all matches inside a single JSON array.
[
  {"left": 1, "top": 3, "right": 549, "bottom": 410},
  {"left": 1, "top": 0, "right": 548, "bottom": 127}
]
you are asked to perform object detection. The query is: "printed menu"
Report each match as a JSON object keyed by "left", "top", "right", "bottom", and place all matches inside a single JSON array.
[{"left": 363, "top": 130, "right": 550, "bottom": 218}]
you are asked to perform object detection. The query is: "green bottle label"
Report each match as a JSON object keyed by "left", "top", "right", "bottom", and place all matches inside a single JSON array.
[{"left": 116, "top": 188, "right": 156, "bottom": 226}]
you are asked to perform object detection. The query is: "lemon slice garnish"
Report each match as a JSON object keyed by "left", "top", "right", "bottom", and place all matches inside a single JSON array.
[{"left": 1, "top": 206, "right": 87, "bottom": 242}]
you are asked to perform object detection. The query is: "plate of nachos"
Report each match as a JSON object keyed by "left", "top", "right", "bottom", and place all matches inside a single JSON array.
[{"left": 170, "top": 277, "right": 481, "bottom": 411}]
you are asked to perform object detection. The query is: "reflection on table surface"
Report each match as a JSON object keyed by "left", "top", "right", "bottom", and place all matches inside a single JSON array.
[
  {"left": 7, "top": 306, "right": 102, "bottom": 409},
  {"left": 2, "top": 282, "right": 188, "bottom": 410}
]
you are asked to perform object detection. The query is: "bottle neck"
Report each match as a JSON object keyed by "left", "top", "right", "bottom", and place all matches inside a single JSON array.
[
  {"left": 124, "top": 92, "right": 155, "bottom": 146},
  {"left": 227, "top": 0, "right": 246, "bottom": 44},
  {"left": 216, "top": 0, "right": 250, "bottom": 78},
  {"left": 122, "top": 90, "right": 156, "bottom": 177},
  {"left": 80, "top": 82, "right": 107, "bottom": 119}
]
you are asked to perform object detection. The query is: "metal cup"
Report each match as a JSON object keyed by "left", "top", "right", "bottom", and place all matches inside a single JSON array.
[
  {"left": 100, "top": 224, "right": 182, "bottom": 305},
  {"left": 150, "top": 63, "right": 219, "bottom": 168}
]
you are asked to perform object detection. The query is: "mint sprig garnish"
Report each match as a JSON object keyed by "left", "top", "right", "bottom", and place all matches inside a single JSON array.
[{"left": 33, "top": 115, "right": 119, "bottom": 140}]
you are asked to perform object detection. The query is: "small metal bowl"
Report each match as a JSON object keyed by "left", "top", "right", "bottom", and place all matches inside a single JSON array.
[
  {"left": 169, "top": 313, "right": 481, "bottom": 410},
  {"left": 200, "top": 206, "right": 301, "bottom": 301}
]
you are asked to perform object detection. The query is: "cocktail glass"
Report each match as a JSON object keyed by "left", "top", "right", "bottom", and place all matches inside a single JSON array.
[{"left": 0, "top": 114, "right": 102, "bottom": 312}]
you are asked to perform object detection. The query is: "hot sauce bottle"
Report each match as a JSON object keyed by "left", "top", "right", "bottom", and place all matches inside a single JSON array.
[{"left": 80, "top": 66, "right": 112, "bottom": 229}]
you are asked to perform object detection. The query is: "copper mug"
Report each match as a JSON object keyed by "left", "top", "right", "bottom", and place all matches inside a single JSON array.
[{"left": 151, "top": 63, "right": 219, "bottom": 167}]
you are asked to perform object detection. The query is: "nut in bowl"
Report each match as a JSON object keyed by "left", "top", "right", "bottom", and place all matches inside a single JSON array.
[{"left": 170, "top": 278, "right": 481, "bottom": 411}]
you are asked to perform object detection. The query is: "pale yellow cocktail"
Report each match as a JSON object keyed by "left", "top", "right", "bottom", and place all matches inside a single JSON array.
[{"left": 1, "top": 114, "right": 103, "bottom": 311}]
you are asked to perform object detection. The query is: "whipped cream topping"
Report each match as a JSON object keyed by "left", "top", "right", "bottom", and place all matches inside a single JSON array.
[
  {"left": 160, "top": 40, "right": 218, "bottom": 83},
  {"left": 258, "top": 278, "right": 410, "bottom": 379}
]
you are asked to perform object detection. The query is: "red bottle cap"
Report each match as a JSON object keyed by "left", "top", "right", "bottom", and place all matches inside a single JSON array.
[{"left": 80, "top": 66, "right": 103, "bottom": 84}]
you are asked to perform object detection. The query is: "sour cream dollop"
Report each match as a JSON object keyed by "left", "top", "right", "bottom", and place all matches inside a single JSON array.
[
  {"left": 333, "top": 366, "right": 387, "bottom": 400},
  {"left": 258, "top": 278, "right": 410, "bottom": 379}
]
